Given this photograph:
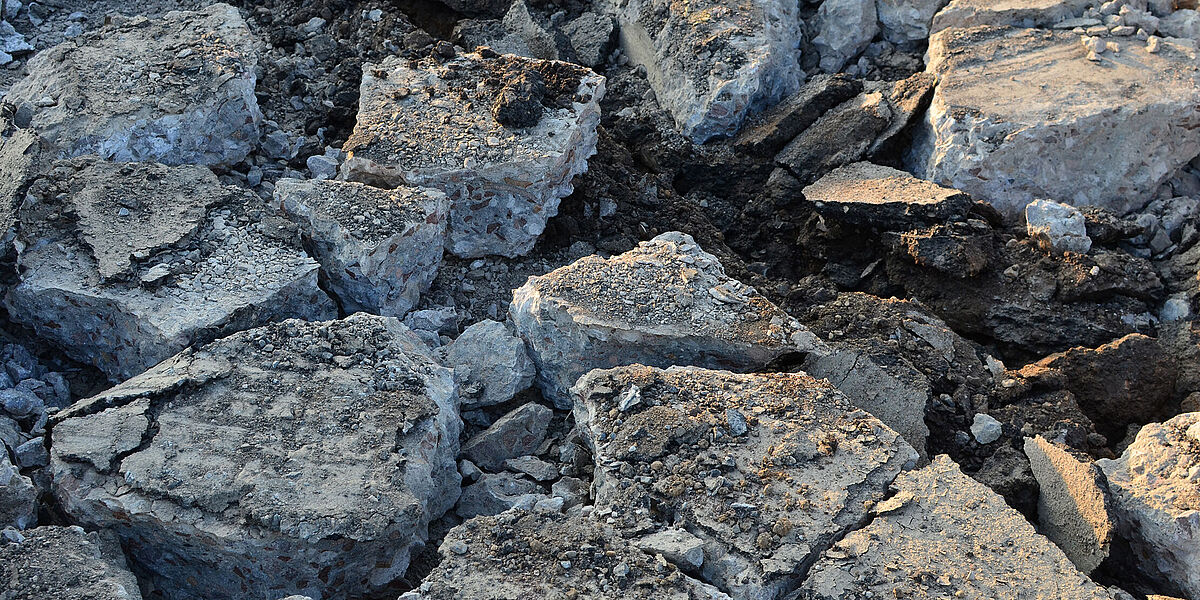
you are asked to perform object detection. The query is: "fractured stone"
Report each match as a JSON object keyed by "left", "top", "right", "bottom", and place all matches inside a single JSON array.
[{"left": 0, "top": 526, "right": 142, "bottom": 600}]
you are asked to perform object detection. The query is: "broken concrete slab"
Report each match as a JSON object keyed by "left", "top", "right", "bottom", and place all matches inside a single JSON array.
[
  {"left": 0, "top": 451, "right": 36, "bottom": 530},
  {"left": 509, "top": 232, "right": 826, "bottom": 407},
  {"left": 342, "top": 51, "right": 604, "bottom": 258},
  {"left": 910, "top": 25, "right": 1200, "bottom": 216},
  {"left": 401, "top": 510, "right": 732, "bottom": 599},
  {"left": 1024, "top": 436, "right": 1114, "bottom": 574},
  {"left": 604, "top": 0, "right": 804, "bottom": 143},
  {"left": 436, "top": 319, "right": 536, "bottom": 408},
  {"left": 50, "top": 314, "right": 462, "bottom": 600},
  {"left": 461, "top": 402, "right": 553, "bottom": 471},
  {"left": 275, "top": 178, "right": 450, "bottom": 317},
  {"left": 3, "top": 4, "right": 261, "bottom": 167},
  {"left": 573, "top": 365, "right": 918, "bottom": 600},
  {"left": 733, "top": 74, "right": 863, "bottom": 157},
  {"left": 1099, "top": 412, "right": 1200, "bottom": 598},
  {"left": 0, "top": 526, "right": 142, "bottom": 600},
  {"left": 5, "top": 159, "right": 335, "bottom": 381},
  {"left": 801, "top": 161, "right": 974, "bottom": 229},
  {"left": 931, "top": 0, "right": 1093, "bottom": 33},
  {"left": 796, "top": 455, "right": 1117, "bottom": 600}
]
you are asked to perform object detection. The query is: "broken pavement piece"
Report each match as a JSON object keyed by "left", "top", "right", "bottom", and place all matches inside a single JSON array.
[
  {"left": 573, "top": 365, "right": 917, "bottom": 600},
  {"left": 733, "top": 74, "right": 864, "bottom": 157},
  {"left": 796, "top": 455, "right": 1117, "bottom": 600},
  {"left": 931, "top": 0, "right": 1093, "bottom": 33},
  {"left": 605, "top": 0, "right": 804, "bottom": 143},
  {"left": 5, "top": 159, "right": 335, "bottom": 381},
  {"left": 0, "top": 526, "right": 143, "bottom": 600},
  {"left": 402, "top": 510, "right": 732, "bottom": 600},
  {"left": 1024, "top": 436, "right": 1114, "bottom": 574},
  {"left": 342, "top": 51, "right": 604, "bottom": 258},
  {"left": 801, "top": 161, "right": 974, "bottom": 229},
  {"left": 509, "top": 232, "right": 826, "bottom": 407},
  {"left": 1099, "top": 413, "right": 1200, "bottom": 599},
  {"left": 910, "top": 25, "right": 1200, "bottom": 216},
  {"left": 275, "top": 178, "right": 449, "bottom": 317},
  {"left": 4, "top": 4, "right": 261, "bottom": 167},
  {"left": 50, "top": 315, "right": 462, "bottom": 600}
]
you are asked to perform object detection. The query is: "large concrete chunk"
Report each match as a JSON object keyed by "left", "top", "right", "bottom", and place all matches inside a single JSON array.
[
  {"left": 1025, "top": 436, "right": 1114, "bottom": 574},
  {"left": 3, "top": 4, "right": 261, "bottom": 167},
  {"left": 0, "top": 526, "right": 142, "bottom": 600},
  {"left": 813, "top": 0, "right": 878, "bottom": 73},
  {"left": 509, "top": 232, "right": 825, "bottom": 407},
  {"left": 931, "top": 0, "right": 1092, "bottom": 33},
  {"left": 733, "top": 74, "right": 863, "bottom": 157},
  {"left": 801, "top": 161, "right": 974, "bottom": 229},
  {"left": 276, "top": 179, "right": 449, "bottom": 317},
  {"left": 342, "top": 52, "right": 604, "bottom": 258},
  {"left": 1099, "top": 413, "right": 1200, "bottom": 598},
  {"left": 877, "top": 0, "right": 950, "bottom": 43},
  {"left": 49, "top": 315, "right": 462, "bottom": 600},
  {"left": 401, "top": 510, "right": 731, "bottom": 599},
  {"left": 796, "top": 456, "right": 1116, "bottom": 600},
  {"left": 437, "top": 320, "right": 536, "bottom": 408},
  {"left": 910, "top": 26, "right": 1200, "bottom": 216},
  {"left": 605, "top": 0, "right": 804, "bottom": 142},
  {"left": 573, "top": 366, "right": 918, "bottom": 600},
  {"left": 0, "top": 451, "right": 36, "bottom": 530},
  {"left": 5, "top": 159, "right": 334, "bottom": 381}
]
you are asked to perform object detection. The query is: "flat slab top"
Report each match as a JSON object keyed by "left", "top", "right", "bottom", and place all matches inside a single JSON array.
[
  {"left": 803, "top": 161, "right": 968, "bottom": 207},
  {"left": 275, "top": 178, "right": 447, "bottom": 246},
  {"left": 343, "top": 52, "right": 602, "bottom": 176},
  {"left": 928, "top": 26, "right": 1200, "bottom": 126}
]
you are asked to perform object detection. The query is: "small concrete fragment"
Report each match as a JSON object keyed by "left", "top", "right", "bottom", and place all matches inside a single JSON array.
[
  {"left": 50, "top": 315, "right": 461, "bottom": 600},
  {"left": 0, "top": 451, "right": 36, "bottom": 530},
  {"left": 605, "top": 0, "right": 804, "bottom": 142},
  {"left": 813, "top": 0, "right": 878, "bottom": 72},
  {"left": 1027, "top": 199, "right": 1093, "bottom": 255},
  {"left": 801, "top": 161, "right": 974, "bottom": 229},
  {"left": 971, "top": 413, "right": 1003, "bottom": 444},
  {"left": 910, "top": 25, "right": 1200, "bottom": 216},
  {"left": 1099, "top": 413, "right": 1200, "bottom": 598},
  {"left": 796, "top": 456, "right": 1117, "bottom": 600},
  {"left": 402, "top": 510, "right": 731, "bottom": 599},
  {"left": 733, "top": 74, "right": 863, "bottom": 157},
  {"left": 6, "top": 159, "right": 334, "bottom": 381},
  {"left": 276, "top": 178, "right": 450, "bottom": 317},
  {"left": 775, "top": 92, "right": 892, "bottom": 184},
  {"left": 634, "top": 528, "right": 707, "bottom": 572},
  {"left": 0, "top": 526, "right": 142, "bottom": 600},
  {"left": 456, "top": 472, "right": 543, "bottom": 518},
  {"left": 932, "top": 0, "right": 1093, "bottom": 33},
  {"left": 510, "top": 232, "right": 826, "bottom": 407},
  {"left": 461, "top": 402, "right": 553, "bottom": 471},
  {"left": 877, "top": 0, "right": 951, "bottom": 43},
  {"left": 342, "top": 52, "right": 604, "bottom": 258},
  {"left": 437, "top": 320, "right": 536, "bottom": 408},
  {"left": 563, "top": 12, "right": 616, "bottom": 68},
  {"left": 4, "top": 4, "right": 261, "bottom": 167},
  {"left": 573, "top": 365, "right": 917, "bottom": 600},
  {"left": 1025, "top": 436, "right": 1114, "bottom": 574}
]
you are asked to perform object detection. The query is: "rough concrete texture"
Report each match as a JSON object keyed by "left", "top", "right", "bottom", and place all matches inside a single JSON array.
[
  {"left": 1027, "top": 199, "right": 1093, "bottom": 255},
  {"left": 1099, "top": 412, "right": 1200, "bottom": 598},
  {"left": 0, "top": 526, "right": 143, "bottom": 600},
  {"left": 5, "top": 159, "right": 334, "bottom": 381},
  {"left": 733, "top": 74, "right": 863, "bottom": 157},
  {"left": 573, "top": 365, "right": 918, "bottom": 600},
  {"left": 910, "top": 25, "right": 1200, "bottom": 216},
  {"left": 796, "top": 455, "right": 1116, "bottom": 600},
  {"left": 437, "top": 319, "right": 536, "bottom": 408},
  {"left": 1024, "top": 436, "right": 1114, "bottom": 574},
  {"left": 801, "top": 161, "right": 974, "bottom": 229},
  {"left": 509, "top": 232, "right": 826, "bottom": 407},
  {"left": 877, "top": 0, "right": 950, "bottom": 42},
  {"left": 603, "top": 0, "right": 804, "bottom": 142},
  {"left": 931, "top": 0, "right": 1093, "bottom": 33},
  {"left": 401, "top": 510, "right": 732, "bottom": 599},
  {"left": 813, "top": 0, "right": 878, "bottom": 73},
  {"left": 341, "top": 52, "right": 604, "bottom": 258},
  {"left": 275, "top": 178, "right": 450, "bottom": 317},
  {"left": 0, "top": 451, "right": 36, "bottom": 530},
  {"left": 461, "top": 402, "right": 553, "bottom": 471},
  {"left": 3, "top": 4, "right": 261, "bottom": 167},
  {"left": 455, "top": 472, "right": 545, "bottom": 518},
  {"left": 50, "top": 315, "right": 462, "bottom": 600},
  {"left": 0, "top": 129, "right": 51, "bottom": 244}
]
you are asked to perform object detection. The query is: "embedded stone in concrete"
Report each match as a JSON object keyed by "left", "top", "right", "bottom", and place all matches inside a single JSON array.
[
  {"left": 50, "top": 315, "right": 461, "bottom": 600},
  {"left": 509, "top": 232, "right": 826, "bottom": 407},
  {"left": 275, "top": 178, "right": 450, "bottom": 317},
  {"left": 5, "top": 159, "right": 334, "bottom": 381},
  {"left": 1025, "top": 435, "right": 1114, "bottom": 574},
  {"left": 573, "top": 365, "right": 917, "bottom": 600},
  {"left": 0, "top": 526, "right": 143, "bottom": 600},
  {"left": 3, "top": 4, "right": 261, "bottom": 167},
  {"left": 342, "top": 52, "right": 604, "bottom": 258}
]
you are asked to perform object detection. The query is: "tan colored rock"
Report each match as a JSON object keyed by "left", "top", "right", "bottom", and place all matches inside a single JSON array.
[
  {"left": 1024, "top": 436, "right": 1114, "bottom": 574},
  {"left": 801, "top": 161, "right": 973, "bottom": 228}
]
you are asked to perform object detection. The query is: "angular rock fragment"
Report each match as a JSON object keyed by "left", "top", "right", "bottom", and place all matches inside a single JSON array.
[
  {"left": 801, "top": 161, "right": 974, "bottom": 229},
  {"left": 456, "top": 472, "right": 543, "bottom": 518},
  {"left": 6, "top": 159, "right": 334, "bottom": 381},
  {"left": 606, "top": 0, "right": 804, "bottom": 142},
  {"left": 910, "top": 25, "right": 1200, "bottom": 216},
  {"left": 733, "top": 74, "right": 863, "bottom": 157},
  {"left": 461, "top": 402, "right": 553, "bottom": 471},
  {"left": 4, "top": 4, "right": 261, "bottom": 167},
  {"left": 1099, "top": 413, "right": 1200, "bottom": 598},
  {"left": 401, "top": 510, "right": 732, "bottom": 599},
  {"left": 1024, "top": 436, "right": 1114, "bottom": 574},
  {"left": 931, "top": 0, "right": 1092, "bottom": 33},
  {"left": 0, "top": 526, "right": 142, "bottom": 600},
  {"left": 342, "top": 52, "right": 604, "bottom": 258},
  {"left": 877, "top": 0, "right": 951, "bottom": 43},
  {"left": 563, "top": 12, "right": 616, "bottom": 68},
  {"left": 0, "top": 451, "right": 36, "bottom": 530},
  {"left": 796, "top": 456, "right": 1116, "bottom": 600},
  {"left": 50, "top": 315, "right": 461, "bottom": 600},
  {"left": 438, "top": 319, "right": 536, "bottom": 408},
  {"left": 813, "top": 0, "right": 878, "bottom": 73},
  {"left": 275, "top": 178, "right": 450, "bottom": 317},
  {"left": 510, "top": 232, "right": 825, "bottom": 407},
  {"left": 573, "top": 366, "right": 918, "bottom": 600},
  {"left": 1027, "top": 199, "right": 1093, "bottom": 255}
]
